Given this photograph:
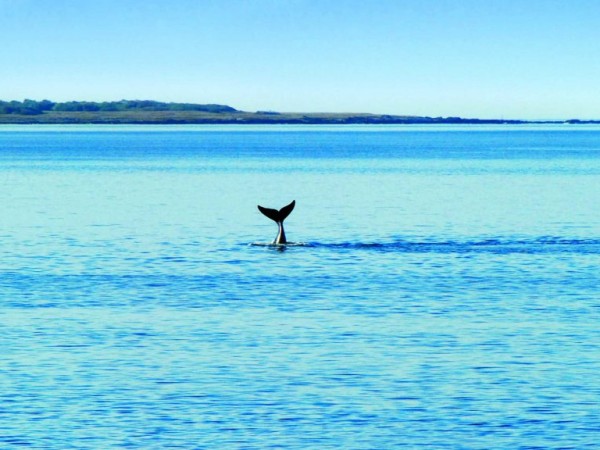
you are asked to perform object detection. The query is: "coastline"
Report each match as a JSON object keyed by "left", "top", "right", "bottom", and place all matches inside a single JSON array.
[
  {"left": 1, "top": 100, "right": 594, "bottom": 125},
  {"left": 0, "top": 110, "right": 569, "bottom": 125}
]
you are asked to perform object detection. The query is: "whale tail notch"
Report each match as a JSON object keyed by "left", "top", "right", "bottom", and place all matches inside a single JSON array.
[{"left": 257, "top": 200, "right": 295, "bottom": 224}]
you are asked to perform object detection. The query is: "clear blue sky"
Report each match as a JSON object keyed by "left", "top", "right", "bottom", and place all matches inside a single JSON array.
[{"left": 2, "top": 0, "right": 599, "bottom": 119}]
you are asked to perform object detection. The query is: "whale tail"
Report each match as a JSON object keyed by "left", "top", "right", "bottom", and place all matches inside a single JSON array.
[
  {"left": 257, "top": 200, "right": 295, "bottom": 224},
  {"left": 257, "top": 200, "right": 295, "bottom": 244}
]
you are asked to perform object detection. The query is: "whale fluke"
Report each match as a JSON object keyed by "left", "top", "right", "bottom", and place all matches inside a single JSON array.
[
  {"left": 257, "top": 200, "right": 295, "bottom": 244},
  {"left": 258, "top": 200, "right": 295, "bottom": 223}
]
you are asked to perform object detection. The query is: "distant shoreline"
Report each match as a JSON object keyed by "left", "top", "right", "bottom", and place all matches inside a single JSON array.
[
  {"left": 0, "top": 99, "right": 595, "bottom": 124},
  {"left": 1, "top": 111, "right": 594, "bottom": 125}
]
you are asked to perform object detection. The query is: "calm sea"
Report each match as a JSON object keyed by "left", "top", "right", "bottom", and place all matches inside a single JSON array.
[{"left": 1, "top": 125, "right": 599, "bottom": 449}]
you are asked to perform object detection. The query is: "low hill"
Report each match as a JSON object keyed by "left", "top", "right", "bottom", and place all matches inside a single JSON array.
[
  {"left": 0, "top": 99, "right": 553, "bottom": 124},
  {"left": 0, "top": 99, "right": 237, "bottom": 116}
]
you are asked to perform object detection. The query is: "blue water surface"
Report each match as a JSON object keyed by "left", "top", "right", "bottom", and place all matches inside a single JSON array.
[{"left": 1, "top": 125, "right": 599, "bottom": 449}]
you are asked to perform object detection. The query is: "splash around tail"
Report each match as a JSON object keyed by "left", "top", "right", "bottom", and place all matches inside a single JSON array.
[{"left": 257, "top": 200, "right": 295, "bottom": 244}]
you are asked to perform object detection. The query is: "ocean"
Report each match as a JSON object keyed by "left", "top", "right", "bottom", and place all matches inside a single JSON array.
[{"left": 1, "top": 125, "right": 599, "bottom": 449}]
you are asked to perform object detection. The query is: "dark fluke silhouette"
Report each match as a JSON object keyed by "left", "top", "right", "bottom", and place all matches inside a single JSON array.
[{"left": 257, "top": 200, "right": 296, "bottom": 244}]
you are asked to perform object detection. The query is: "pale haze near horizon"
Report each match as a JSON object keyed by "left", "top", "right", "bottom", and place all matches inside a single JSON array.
[{"left": 1, "top": 0, "right": 599, "bottom": 120}]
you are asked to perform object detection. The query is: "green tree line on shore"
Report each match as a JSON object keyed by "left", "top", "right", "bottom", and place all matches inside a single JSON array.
[{"left": 0, "top": 99, "right": 238, "bottom": 115}]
